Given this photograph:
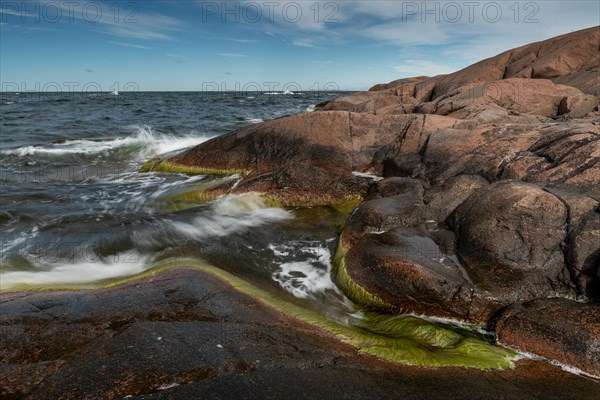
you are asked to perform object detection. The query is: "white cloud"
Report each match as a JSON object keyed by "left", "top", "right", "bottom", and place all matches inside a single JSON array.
[
  {"left": 394, "top": 60, "right": 454, "bottom": 77},
  {"left": 292, "top": 40, "right": 319, "bottom": 48},
  {"left": 361, "top": 21, "right": 450, "bottom": 46},
  {"left": 218, "top": 53, "right": 248, "bottom": 58},
  {"left": 0, "top": 7, "right": 37, "bottom": 17},
  {"left": 103, "top": 25, "right": 173, "bottom": 41},
  {"left": 29, "top": 0, "right": 183, "bottom": 41},
  {"left": 109, "top": 41, "right": 153, "bottom": 49},
  {"left": 224, "top": 38, "right": 260, "bottom": 43}
]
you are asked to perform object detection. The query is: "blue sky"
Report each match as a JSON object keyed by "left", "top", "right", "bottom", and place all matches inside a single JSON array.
[{"left": 1, "top": 1, "right": 598, "bottom": 91}]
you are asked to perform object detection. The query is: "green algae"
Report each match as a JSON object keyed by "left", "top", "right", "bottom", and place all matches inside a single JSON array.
[
  {"left": 138, "top": 158, "right": 159, "bottom": 173},
  {"left": 143, "top": 160, "right": 248, "bottom": 176},
  {"left": 168, "top": 190, "right": 220, "bottom": 204},
  {"left": 163, "top": 177, "right": 235, "bottom": 210},
  {"left": 138, "top": 158, "right": 363, "bottom": 211},
  {"left": 0, "top": 258, "right": 517, "bottom": 369},
  {"left": 0, "top": 187, "right": 518, "bottom": 370},
  {"left": 331, "top": 236, "right": 394, "bottom": 310},
  {"left": 189, "top": 261, "right": 517, "bottom": 370},
  {"left": 263, "top": 193, "right": 363, "bottom": 209},
  {"left": 329, "top": 196, "right": 363, "bottom": 215},
  {"left": 290, "top": 206, "right": 350, "bottom": 228},
  {"left": 140, "top": 259, "right": 519, "bottom": 369},
  {"left": 166, "top": 188, "right": 363, "bottom": 214}
]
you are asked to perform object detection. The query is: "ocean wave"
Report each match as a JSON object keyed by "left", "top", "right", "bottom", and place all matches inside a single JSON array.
[
  {"left": 263, "top": 90, "right": 297, "bottom": 95},
  {"left": 0, "top": 251, "right": 151, "bottom": 291},
  {"left": 0, "top": 226, "right": 40, "bottom": 260},
  {"left": 133, "top": 193, "right": 291, "bottom": 246},
  {"left": 246, "top": 117, "right": 263, "bottom": 124},
  {"left": 0, "top": 125, "right": 211, "bottom": 160}
]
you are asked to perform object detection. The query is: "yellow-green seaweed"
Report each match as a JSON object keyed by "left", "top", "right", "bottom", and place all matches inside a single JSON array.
[
  {"left": 188, "top": 261, "right": 517, "bottom": 370},
  {"left": 138, "top": 159, "right": 158, "bottom": 173},
  {"left": 263, "top": 193, "right": 363, "bottom": 209},
  {"left": 331, "top": 236, "right": 394, "bottom": 310},
  {"left": 168, "top": 189, "right": 363, "bottom": 213},
  {"left": 1, "top": 258, "right": 517, "bottom": 369},
  {"left": 163, "top": 177, "right": 236, "bottom": 209},
  {"left": 140, "top": 159, "right": 248, "bottom": 176}
]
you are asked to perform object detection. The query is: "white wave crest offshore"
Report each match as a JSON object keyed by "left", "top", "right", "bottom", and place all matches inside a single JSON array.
[
  {"left": 1, "top": 125, "right": 211, "bottom": 160},
  {"left": 246, "top": 117, "right": 264, "bottom": 124}
]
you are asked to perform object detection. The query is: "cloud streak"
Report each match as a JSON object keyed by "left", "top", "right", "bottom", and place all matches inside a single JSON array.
[
  {"left": 109, "top": 41, "right": 153, "bottom": 49},
  {"left": 26, "top": 0, "right": 184, "bottom": 41},
  {"left": 394, "top": 60, "right": 453, "bottom": 76},
  {"left": 218, "top": 53, "right": 248, "bottom": 58},
  {"left": 292, "top": 39, "right": 319, "bottom": 48}
]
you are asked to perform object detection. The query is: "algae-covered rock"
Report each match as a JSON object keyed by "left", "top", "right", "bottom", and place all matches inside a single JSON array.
[{"left": 3, "top": 267, "right": 598, "bottom": 399}]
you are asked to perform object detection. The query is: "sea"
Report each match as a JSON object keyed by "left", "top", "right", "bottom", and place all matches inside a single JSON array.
[
  {"left": 0, "top": 90, "right": 350, "bottom": 298},
  {"left": 0, "top": 88, "right": 386, "bottom": 329}
]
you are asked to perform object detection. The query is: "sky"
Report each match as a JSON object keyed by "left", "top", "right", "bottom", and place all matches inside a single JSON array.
[{"left": 1, "top": 0, "right": 598, "bottom": 91}]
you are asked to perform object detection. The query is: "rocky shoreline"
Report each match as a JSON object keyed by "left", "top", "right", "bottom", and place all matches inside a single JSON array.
[
  {"left": 2, "top": 268, "right": 599, "bottom": 399},
  {"left": 139, "top": 27, "right": 600, "bottom": 377},
  {"left": 2, "top": 27, "right": 599, "bottom": 398}
]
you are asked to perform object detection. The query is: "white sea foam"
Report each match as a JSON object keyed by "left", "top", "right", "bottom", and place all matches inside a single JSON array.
[
  {"left": 306, "top": 104, "right": 316, "bottom": 112},
  {"left": 1, "top": 125, "right": 211, "bottom": 160},
  {"left": 133, "top": 193, "right": 291, "bottom": 246},
  {"left": 124, "top": 173, "right": 214, "bottom": 210},
  {"left": 0, "top": 252, "right": 150, "bottom": 291},
  {"left": 352, "top": 171, "right": 384, "bottom": 181},
  {"left": 157, "top": 383, "right": 180, "bottom": 391},
  {"left": 246, "top": 118, "right": 263, "bottom": 124},
  {"left": 272, "top": 260, "right": 336, "bottom": 299},
  {"left": 263, "top": 90, "right": 296, "bottom": 95},
  {"left": 506, "top": 347, "right": 600, "bottom": 380},
  {"left": 0, "top": 226, "right": 40, "bottom": 260},
  {"left": 271, "top": 243, "right": 341, "bottom": 300},
  {"left": 268, "top": 243, "right": 291, "bottom": 257}
]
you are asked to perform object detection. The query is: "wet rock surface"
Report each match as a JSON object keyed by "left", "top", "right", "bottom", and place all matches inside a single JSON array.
[
  {"left": 1, "top": 268, "right": 599, "bottom": 400},
  {"left": 495, "top": 298, "right": 600, "bottom": 377},
  {"left": 448, "top": 182, "right": 574, "bottom": 299},
  {"left": 134, "top": 27, "right": 600, "bottom": 375}
]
